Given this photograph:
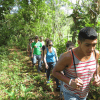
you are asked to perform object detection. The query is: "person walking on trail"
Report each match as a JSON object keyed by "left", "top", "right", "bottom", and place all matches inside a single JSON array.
[
  {"left": 41, "top": 38, "right": 49, "bottom": 73},
  {"left": 31, "top": 38, "right": 34, "bottom": 43},
  {"left": 31, "top": 36, "right": 42, "bottom": 72},
  {"left": 41, "top": 38, "right": 49, "bottom": 61},
  {"left": 40, "top": 36, "right": 45, "bottom": 65},
  {"left": 40, "top": 36, "right": 45, "bottom": 47},
  {"left": 27, "top": 38, "right": 32, "bottom": 57},
  {"left": 66, "top": 41, "right": 75, "bottom": 51},
  {"left": 60, "top": 41, "right": 75, "bottom": 100},
  {"left": 44, "top": 40, "right": 60, "bottom": 91},
  {"left": 52, "top": 27, "right": 100, "bottom": 100}
]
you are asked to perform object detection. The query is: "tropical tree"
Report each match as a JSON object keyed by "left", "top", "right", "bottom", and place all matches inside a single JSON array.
[{"left": 67, "top": 0, "right": 100, "bottom": 44}]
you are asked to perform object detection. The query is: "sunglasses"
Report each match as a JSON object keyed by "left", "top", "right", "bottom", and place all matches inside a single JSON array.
[{"left": 49, "top": 44, "right": 53, "bottom": 46}]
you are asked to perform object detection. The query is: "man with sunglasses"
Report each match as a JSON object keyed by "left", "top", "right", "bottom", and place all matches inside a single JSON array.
[
  {"left": 52, "top": 27, "right": 100, "bottom": 100},
  {"left": 44, "top": 40, "right": 60, "bottom": 91}
]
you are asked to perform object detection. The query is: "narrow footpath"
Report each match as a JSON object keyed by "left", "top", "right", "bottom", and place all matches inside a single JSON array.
[{"left": 8, "top": 47, "right": 64, "bottom": 100}]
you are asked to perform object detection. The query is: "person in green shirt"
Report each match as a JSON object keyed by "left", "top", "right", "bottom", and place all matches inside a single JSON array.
[{"left": 31, "top": 35, "right": 42, "bottom": 72}]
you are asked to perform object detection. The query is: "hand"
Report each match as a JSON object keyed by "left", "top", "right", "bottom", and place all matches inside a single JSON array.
[
  {"left": 93, "top": 75, "right": 100, "bottom": 87},
  {"left": 34, "top": 45, "right": 37, "bottom": 48},
  {"left": 31, "top": 55, "right": 33, "bottom": 58},
  {"left": 70, "top": 78, "right": 83, "bottom": 90},
  {"left": 45, "top": 64, "right": 48, "bottom": 69}
]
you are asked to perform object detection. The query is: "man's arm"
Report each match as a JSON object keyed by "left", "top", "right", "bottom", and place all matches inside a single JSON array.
[
  {"left": 40, "top": 42, "right": 42, "bottom": 51},
  {"left": 31, "top": 48, "right": 34, "bottom": 58},
  {"left": 52, "top": 52, "right": 72, "bottom": 84},
  {"left": 93, "top": 50, "right": 100, "bottom": 87},
  {"left": 31, "top": 43, "right": 34, "bottom": 58},
  {"left": 96, "top": 50, "right": 100, "bottom": 76},
  {"left": 52, "top": 51, "right": 83, "bottom": 90},
  {"left": 93, "top": 50, "right": 99, "bottom": 76}
]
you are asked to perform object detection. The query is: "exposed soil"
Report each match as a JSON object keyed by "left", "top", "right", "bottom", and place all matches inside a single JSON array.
[{"left": 8, "top": 47, "right": 64, "bottom": 100}]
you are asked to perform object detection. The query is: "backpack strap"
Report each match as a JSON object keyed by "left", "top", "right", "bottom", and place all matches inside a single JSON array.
[
  {"left": 94, "top": 50, "right": 97, "bottom": 76},
  {"left": 42, "top": 46, "right": 46, "bottom": 63},
  {"left": 71, "top": 49, "right": 77, "bottom": 78},
  {"left": 71, "top": 50, "right": 97, "bottom": 77},
  {"left": 52, "top": 47, "right": 57, "bottom": 62}
]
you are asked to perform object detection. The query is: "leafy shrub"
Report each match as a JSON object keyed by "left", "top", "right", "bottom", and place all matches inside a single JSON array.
[{"left": 54, "top": 38, "right": 68, "bottom": 57}]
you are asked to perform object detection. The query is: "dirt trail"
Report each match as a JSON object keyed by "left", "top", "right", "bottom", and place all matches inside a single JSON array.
[
  {"left": 9, "top": 47, "right": 64, "bottom": 100},
  {"left": 26, "top": 53, "right": 63, "bottom": 100}
]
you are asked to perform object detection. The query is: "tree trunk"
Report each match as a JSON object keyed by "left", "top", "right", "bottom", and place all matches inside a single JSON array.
[{"left": 72, "top": 31, "right": 77, "bottom": 44}]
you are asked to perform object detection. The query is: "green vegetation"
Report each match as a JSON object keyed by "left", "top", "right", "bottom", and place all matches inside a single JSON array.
[
  {"left": 0, "top": 46, "right": 57, "bottom": 100},
  {"left": 1, "top": 0, "right": 100, "bottom": 49},
  {"left": 0, "top": 0, "right": 100, "bottom": 99},
  {"left": 0, "top": 45, "right": 100, "bottom": 100}
]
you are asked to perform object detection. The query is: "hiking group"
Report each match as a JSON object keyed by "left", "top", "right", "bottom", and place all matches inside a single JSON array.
[{"left": 27, "top": 27, "right": 100, "bottom": 100}]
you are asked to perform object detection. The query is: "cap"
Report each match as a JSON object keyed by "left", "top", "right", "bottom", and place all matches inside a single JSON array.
[{"left": 79, "top": 27, "right": 97, "bottom": 39}]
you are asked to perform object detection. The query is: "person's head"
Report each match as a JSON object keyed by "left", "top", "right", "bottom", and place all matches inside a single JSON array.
[
  {"left": 78, "top": 27, "right": 97, "bottom": 56},
  {"left": 45, "top": 38, "right": 49, "bottom": 47},
  {"left": 47, "top": 40, "right": 53, "bottom": 48},
  {"left": 66, "top": 41, "right": 74, "bottom": 51},
  {"left": 31, "top": 38, "right": 34, "bottom": 43},
  {"left": 29, "top": 38, "right": 32, "bottom": 43},
  {"left": 34, "top": 35, "right": 39, "bottom": 42},
  {"left": 40, "top": 36, "right": 43, "bottom": 42}
]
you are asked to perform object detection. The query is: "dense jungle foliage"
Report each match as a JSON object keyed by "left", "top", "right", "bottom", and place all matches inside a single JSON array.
[{"left": 0, "top": 0, "right": 100, "bottom": 99}]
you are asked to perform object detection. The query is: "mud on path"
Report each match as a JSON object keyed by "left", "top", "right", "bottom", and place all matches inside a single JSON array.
[{"left": 8, "top": 47, "right": 64, "bottom": 100}]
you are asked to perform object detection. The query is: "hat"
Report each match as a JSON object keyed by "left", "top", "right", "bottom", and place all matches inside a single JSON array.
[
  {"left": 79, "top": 27, "right": 97, "bottom": 39},
  {"left": 35, "top": 36, "right": 38, "bottom": 39}
]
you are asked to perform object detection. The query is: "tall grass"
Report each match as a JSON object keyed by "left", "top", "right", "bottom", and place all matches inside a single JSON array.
[{"left": 0, "top": 46, "right": 56, "bottom": 100}]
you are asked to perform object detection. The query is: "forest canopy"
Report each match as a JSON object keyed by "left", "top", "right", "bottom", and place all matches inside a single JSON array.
[{"left": 0, "top": 0, "right": 100, "bottom": 51}]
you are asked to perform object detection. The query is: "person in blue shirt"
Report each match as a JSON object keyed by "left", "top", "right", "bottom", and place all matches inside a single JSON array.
[{"left": 44, "top": 40, "right": 60, "bottom": 91}]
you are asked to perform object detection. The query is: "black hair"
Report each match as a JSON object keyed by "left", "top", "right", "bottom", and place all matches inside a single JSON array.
[
  {"left": 34, "top": 35, "right": 39, "bottom": 39},
  {"left": 66, "top": 41, "right": 74, "bottom": 48},
  {"left": 45, "top": 38, "right": 49, "bottom": 47},
  {"left": 78, "top": 27, "right": 97, "bottom": 42},
  {"left": 47, "top": 40, "right": 52, "bottom": 47},
  {"left": 29, "top": 38, "right": 32, "bottom": 41}
]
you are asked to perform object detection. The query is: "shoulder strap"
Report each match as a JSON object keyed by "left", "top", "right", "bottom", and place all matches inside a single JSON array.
[
  {"left": 52, "top": 47, "right": 58, "bottom": 62},
  {"left": 46, "top": 48, "right": 48, "bottom": 55},
  {"left": 52, "top": 47, "right": 55, "bottom": 52},
  {"left": 94, "top": 50, "right": 97, "bottom": 76},
  {"left": 71, "top": 49, "right": 77, "bottom": 78},
  {"left": 52, "top": 47, "right": 56, "bottom": 55}
]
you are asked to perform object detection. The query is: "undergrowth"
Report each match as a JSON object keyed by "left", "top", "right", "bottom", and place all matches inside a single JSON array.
[{"left": 0, "top": 46, "right": 55, "bottom": 100}]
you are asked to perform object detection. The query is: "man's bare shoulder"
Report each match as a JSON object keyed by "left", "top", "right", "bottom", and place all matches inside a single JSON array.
[
  {"left": 61, "top": 51, "right": 72, "bottom": 59},
  {"left": 58, "top": 51, "right": 72, "bottom": 67}
]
